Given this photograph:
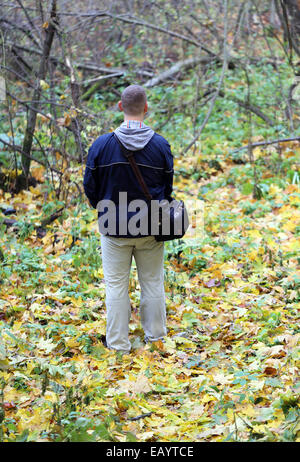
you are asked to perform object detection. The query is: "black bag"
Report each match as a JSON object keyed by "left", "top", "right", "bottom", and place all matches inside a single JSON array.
[{"left": 114, "top": 133, "right": 189, "bottom": 241}]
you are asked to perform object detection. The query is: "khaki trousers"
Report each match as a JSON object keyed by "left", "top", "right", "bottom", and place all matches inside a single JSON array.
[{"left": 100, "top": 234, "right": 167, "bottom": 352}]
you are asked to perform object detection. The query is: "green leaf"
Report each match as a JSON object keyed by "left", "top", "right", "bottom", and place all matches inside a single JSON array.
[{"left": 242, "top": 182, "right": 253, "bottom": 195}]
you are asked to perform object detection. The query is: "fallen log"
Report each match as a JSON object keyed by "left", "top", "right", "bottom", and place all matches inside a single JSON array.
[
  {"left": 81, "top": 74, "right": 123, "bottom": 101},
  {"left": 144, "top": 56, "right": 214, "bottom": 88}
]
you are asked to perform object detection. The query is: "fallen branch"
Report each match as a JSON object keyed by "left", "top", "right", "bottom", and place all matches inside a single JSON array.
[
  {"left": 219, "top": 90, "right": 275, "bottom": 126},
  {"left": 1, "top": 207, "right": 65, "bottom": 238},
  {"left": 76, "top": 61, "right": 153, "bottom": 78},
  {"left": 40, "top": 207, "right": 64, "bottom": 228},
  {"left": 144, "top": 56, "right": 213, "bottom": 88},
  {"left": 81, "top": 75, "right": 123, "bottom": 101},
  {"left": 5, "top": 42, "right": 154, "bottom": 79},
  {"left": 80, "top": 72, "right": 125, "bottom": 86},
  {"left": 228, "top": 136, "right": 300, "bottom": 155}
]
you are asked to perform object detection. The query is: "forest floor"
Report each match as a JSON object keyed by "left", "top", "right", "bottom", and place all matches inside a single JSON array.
[{"left": 0, "top": 141, "right": 299, "bottom": 442}]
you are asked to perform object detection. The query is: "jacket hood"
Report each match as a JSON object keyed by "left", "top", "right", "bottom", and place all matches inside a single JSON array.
[{"left": 114, "top": 120, "right": 154, "bottom": 151}]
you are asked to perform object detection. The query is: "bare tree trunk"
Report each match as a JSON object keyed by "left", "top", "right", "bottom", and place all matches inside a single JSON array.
[
  {"left": 20, "top": 0, "right": 57, "bottom": 188},
  {"left": 275, "top": 0, "right": 300, "bottom": 58},
  {"left": 284, "top": 0, "right": 300, "bottom": 55}
]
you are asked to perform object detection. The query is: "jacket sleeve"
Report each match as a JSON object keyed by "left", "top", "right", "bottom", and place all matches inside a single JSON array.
[
  {"left": 164, "top": 142, "right": 174, "bottom": 202},
  {"left": 83, "top": 145, "right": 99, "bottom": 209}
]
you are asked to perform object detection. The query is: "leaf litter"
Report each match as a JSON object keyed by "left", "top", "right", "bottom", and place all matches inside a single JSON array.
[{"left": 0, "top": 142, "right": 299, "bottom": 442}]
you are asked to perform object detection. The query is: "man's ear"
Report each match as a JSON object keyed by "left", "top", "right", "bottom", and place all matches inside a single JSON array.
[
  {"left": 118, "top": 101, "right": 123, "bottom": 111},
  {"left": 144, "top": 102, "right": 148, "bottom": 113}
]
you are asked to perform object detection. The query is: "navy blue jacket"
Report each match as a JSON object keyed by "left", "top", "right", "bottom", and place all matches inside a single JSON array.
[{"left": 83, "top": 132, "right": 174, "bottom": 237}]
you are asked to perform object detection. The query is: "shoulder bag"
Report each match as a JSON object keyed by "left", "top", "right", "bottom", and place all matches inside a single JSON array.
[{"left": 114, "top": 133, "right": 189, "bottom": 241}]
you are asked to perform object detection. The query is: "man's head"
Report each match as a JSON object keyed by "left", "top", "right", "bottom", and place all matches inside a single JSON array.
[{"left": 118, "top": 84, "right": 148, "bottom": 119}]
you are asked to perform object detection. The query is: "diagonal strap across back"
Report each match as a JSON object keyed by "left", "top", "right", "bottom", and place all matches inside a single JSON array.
[{"left": 113, "top": 133, "right": 153, "bottom": 201}]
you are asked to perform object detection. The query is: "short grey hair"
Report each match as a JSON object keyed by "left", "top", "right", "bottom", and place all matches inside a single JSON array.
[{"left": 121, "top": 84, "right": 147, "bottom": 116}]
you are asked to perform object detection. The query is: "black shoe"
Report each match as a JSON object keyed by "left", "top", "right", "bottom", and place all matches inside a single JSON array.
[
  {"left": 100, "top": 335, "right": 108, "bottom": 348},
  {"left": 100, "top": 335, "right": 131, "bottom": 354}
]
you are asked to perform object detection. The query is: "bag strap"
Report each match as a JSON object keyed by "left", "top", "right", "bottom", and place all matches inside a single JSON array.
[{"left": 113, "top": 133, "right": 153, "bottom": 201}]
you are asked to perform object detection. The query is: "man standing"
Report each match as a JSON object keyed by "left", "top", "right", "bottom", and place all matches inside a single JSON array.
[{"left": 83, "top": 84, "right": 174, "bottom": 353}]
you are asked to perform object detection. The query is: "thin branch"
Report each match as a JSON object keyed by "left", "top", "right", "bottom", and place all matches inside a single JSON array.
[
  {"left": 182, "top": 0, "right": 229, "bottom": 155},
  {"left": 0, "top": 63, "right": 36, "bottom": 90},
  {"left": 219, "top": 90, "right": 275, "bottom": 126},
  {"left": 0, "top": 136, "right": 62, "bottom": 175},
  {"left": 107, "top": 12, "right": 216, "bottom": 57},
  {"left": 15, "top": 0, "right": 41, "bottom": 46},
  {"left": 0, "top": 17, "right": 41, "bottom": 49},
  {"left": 57, "top": 25, "right": 86, "bottom": 163},
  {"left": 31, "top": 10, "right": 217, "bottom": 57}
]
